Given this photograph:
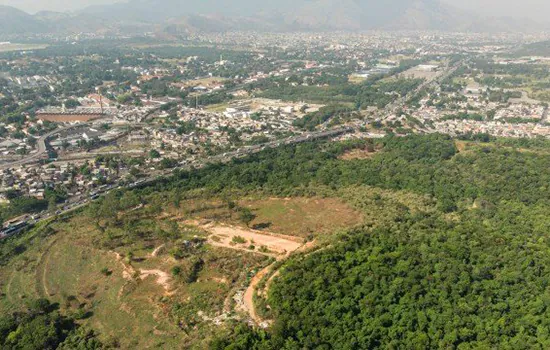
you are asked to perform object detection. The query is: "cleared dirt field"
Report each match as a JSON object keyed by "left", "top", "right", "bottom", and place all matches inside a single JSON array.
[
  {"left": 206, "top": 224, "right": 302, "bottom": 257},
  {"left": 169, "top": 196, "right": 362, "bottom": 239},
  {"left": 202, "top": 224, "right": 314, "bottom": 326}
]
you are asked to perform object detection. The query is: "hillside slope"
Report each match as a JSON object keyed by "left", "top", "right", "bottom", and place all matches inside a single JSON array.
[{"left": 0, "top": 5, "right": 49, "bottom": 35}]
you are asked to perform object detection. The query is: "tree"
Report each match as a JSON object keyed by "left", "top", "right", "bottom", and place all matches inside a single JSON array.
[
  {"left": 172, "top": 190, "right": 182, "bottom": 208},
  {"left": 116, "top": 93, "right": 132, "bottom": 104},
  {"left": 48, "top": 196, "right": 57, "bottom": 214},
  {"left": 239, "top": 208, "right": 256, "bottom": 228},
  {"left": 0, "top": 298, "right": 102, "bottom": 350},
  {"left": 120, "top": 192, "right": 140, "bottom": 210},
  {"left": 149, "top": 149, "right": 161, "bottom": 159},
  {"left": 160, "top": 158, "right": 177, "bottom": 169},
  {"left": 64, "top": 99, "right": 80, "bottom": 109}
]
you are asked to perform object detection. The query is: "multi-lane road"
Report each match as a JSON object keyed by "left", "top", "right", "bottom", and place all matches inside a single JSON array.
[
  {"left": 0, "top": 124, "right": 85, "bottom": 171},
  {"left": 1, "top": 127, "right": 353, "bottom": 238},
  {"left": 379, "top": 59, "right": 465, "bottom": 119}
]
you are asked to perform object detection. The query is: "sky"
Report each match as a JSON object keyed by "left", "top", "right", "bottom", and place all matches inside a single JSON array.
[
  {"left": 0, "top": 0, "right": 120, "bottom": 13},
  {"left": 1, "top": 0, "right": 549, "bottom": 22}
]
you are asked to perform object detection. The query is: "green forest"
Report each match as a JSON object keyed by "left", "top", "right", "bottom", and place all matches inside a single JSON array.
[
  {"left": 6, "top": 134, "right": 550, "bottom": 349},
  {"left": 152, "top": 134, "right": 550, "bottom": 349},
  {"left": 0, "top": 299, "right": 102, "bottom": 349}
]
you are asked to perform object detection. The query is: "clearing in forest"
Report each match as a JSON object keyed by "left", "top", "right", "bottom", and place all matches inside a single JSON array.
[
  {"left": 172, "top": 196, "right": 362, "bottom": 239},
  {"left": 206, "top": 224, "right": 302, "bottom": 257},
  {"left": 242, "top": 197, "right": 362, "bottom": 238},
  {"left": 338, "top": 148, "right": 378, "bottom": 160}
]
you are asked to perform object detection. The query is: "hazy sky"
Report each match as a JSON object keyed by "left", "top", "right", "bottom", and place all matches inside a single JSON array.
[
  {"left": 1, "top": 0, "right": 549, "bottom": 22},
  {"left": 0, "top": 0, "right": 120, "bottom": 13}
]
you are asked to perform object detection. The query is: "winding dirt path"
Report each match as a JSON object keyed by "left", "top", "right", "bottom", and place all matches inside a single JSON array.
[
  {"left": 110, "top": 251, "right": 173, "bottom": 294},
  {"left": 243, "top": 264, "right": 273, "bottom": 326},
  {"left": 150, "top": 244, "right": 166, "bottom": 257},
  {"left": 35, "top": 237, "right": 59, "bottom": 298},
  {"left": 189, "top": 221, "right": 314, "bottom": 326},
  {"left": 242, "top": 240, "right": 317, "bottom": 327}
]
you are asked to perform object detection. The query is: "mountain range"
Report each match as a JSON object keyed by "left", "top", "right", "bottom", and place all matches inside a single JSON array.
[{"left": 0, "top": 0, "right": 545, "bottom": 37}]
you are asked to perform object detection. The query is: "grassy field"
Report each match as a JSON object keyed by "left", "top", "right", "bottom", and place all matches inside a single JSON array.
[
  {"left": 348, "top": 75, "right": 368, "bottom": 84},
  {"left": 0, "top": 192, "right": 364, "bottom": 348},
  {"left": 1, "top": 179, "right": 440, "bottom": 348},
  {"left": 205, "top": 102, "right": 231, "bottom": 113},
  {"left": 0, "top": 210, "right": 268, "bottom": 348},
  {"left": 166, "top": 196, "right": 362, "bottom": 239},
  {"left": 455, "top": 140, "right": 550, "bottom": 158},
  {"left": 242, "top": 197, "right": 362, "bottom": 238},
  {"left": 338, "top": 148, "right": 378, "bottom": 161}
]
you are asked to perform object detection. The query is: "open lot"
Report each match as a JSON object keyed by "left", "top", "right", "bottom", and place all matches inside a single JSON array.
[
  {"left": 171, "top": 196, "right": 363, "bottom": 238},
  {"left": 206, "top": 224, "right": 302, "bottom": 257},
  {"left": 242, "top": 197, "right": 362, "bottom": 237},
  {"left": 339, "top": 148, "right": 378, "bottom": 160},
  {"left": 0, "top": 43, "right": 48, "bottom": 53},
  {"left": 399, "top": 66, "right": 440, "bottom": 80}
]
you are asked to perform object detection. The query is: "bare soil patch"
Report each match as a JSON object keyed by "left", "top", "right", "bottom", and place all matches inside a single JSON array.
[{"left": 205, "top": 224, "right": 302, "bottom": 257}]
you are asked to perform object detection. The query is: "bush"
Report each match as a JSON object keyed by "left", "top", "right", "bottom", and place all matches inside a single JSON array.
[{"left": 231, "top": 236, "right": 247, "bottom": 244}]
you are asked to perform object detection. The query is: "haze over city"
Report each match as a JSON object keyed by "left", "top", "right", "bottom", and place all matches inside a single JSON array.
[{"left": 1, "top": 0, "right": 549, "bottom": 22}]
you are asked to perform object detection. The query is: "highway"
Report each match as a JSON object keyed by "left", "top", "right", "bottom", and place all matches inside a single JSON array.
[
  {"left": 0, "top": 124, "right": 86, "bottom": 171},
  {"left": 1, "top": 127, "right": 353, "bottom": 239},
  {"left": 379, "top": 59, "right": 465, "bottom": 119}
]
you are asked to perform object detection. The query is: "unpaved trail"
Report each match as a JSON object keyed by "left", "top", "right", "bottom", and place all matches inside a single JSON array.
[
  {"left": 151, "top": 244, "right": 166, "bottom": 257},
  {"left": 111, "top": 252, "right": 173, "bottom": 293},
  {"left": 111, "top": 251, "right": 136, "bottom": 280},
  {"left": 243, "top": 264, "right": 274, "bottom": 326},
  {"left": 190, "top": 221, "right": 312, "bottom": 326},
  {"left": 242, "top": 240, "right": 317, "bottom": 327},
  {"left": 35, "top": 238, "right": 59, "bottom": 298}
]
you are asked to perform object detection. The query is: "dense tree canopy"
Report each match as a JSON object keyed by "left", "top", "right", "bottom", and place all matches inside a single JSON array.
[
  {"left": 0, "top": 299, "right": 102, "bottom": 350},
  {"left": 190, "top": 134, "right": 550, "bottom": 349}
]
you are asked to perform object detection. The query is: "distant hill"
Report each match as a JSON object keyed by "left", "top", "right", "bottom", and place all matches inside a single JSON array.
[
  {"left": 0, "top": 5, "right": 49, "bottom": 35},
  {"left": 0, "top": 0, "right": 546, "bottom": 36},
  {"left": 78, "top": 0, "right": 544, "bottom": 33}
]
